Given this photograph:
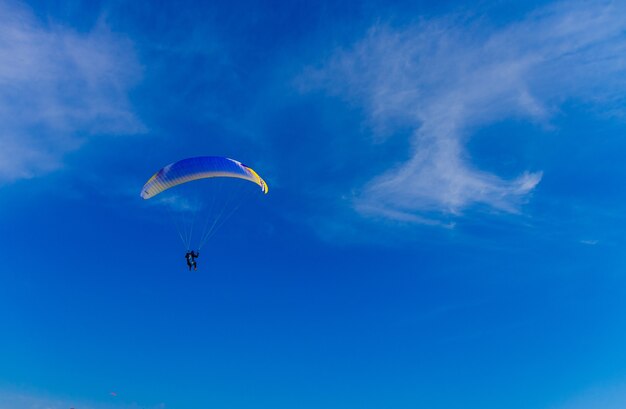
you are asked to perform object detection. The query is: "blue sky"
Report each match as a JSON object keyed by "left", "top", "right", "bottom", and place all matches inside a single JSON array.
[{"left": 1, "top": 0, "right": 626, "bottom": 408}]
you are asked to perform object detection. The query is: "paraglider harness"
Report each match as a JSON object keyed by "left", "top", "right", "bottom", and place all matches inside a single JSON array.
[{"left": 185, "top": 250, "right": 199, "bottom": 270}]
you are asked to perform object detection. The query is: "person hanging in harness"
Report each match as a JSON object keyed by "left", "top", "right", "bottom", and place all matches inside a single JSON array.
[{"left": 185, "top": 250, "right": 199, "bottom": 271}]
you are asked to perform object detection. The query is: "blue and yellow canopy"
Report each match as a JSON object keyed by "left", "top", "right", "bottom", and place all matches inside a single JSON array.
[{"left": 141, "top": 156, "right": 268, "bottom": 199}]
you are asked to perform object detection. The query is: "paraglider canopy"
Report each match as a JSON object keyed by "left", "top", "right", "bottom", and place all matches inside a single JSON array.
[{"left": 141, "top": 156, "right": 268, "bottom": 200}]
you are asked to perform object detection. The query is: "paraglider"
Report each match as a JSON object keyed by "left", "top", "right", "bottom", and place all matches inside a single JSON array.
[
  {"left": 185, "top": 250, "right": 199, "bottom": 270},
  {"left": 141, "top": 156, "right": 268, "bottom": 269}
]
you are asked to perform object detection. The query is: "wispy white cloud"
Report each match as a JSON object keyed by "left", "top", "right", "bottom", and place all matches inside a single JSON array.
[
  {"left": 0, "top": 0, "right": 144, "bottom": 183},
  {"left": 155, "top": 194, "right": 202, "bottom": 213},
  {"left": 580, "top": 239, "right": 599, "bottom": 245},
  {"left": 301, "top": 0, "right": 626, "bottom": 223},
  {"left": 547, "top": 380, "right": 626, "bottom": 409},
  {"left": 0, "top": 388, "right": 165, "bottom": 409}
]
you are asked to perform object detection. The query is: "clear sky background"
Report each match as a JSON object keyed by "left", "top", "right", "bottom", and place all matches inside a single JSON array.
[{"left": 1, "top": 0, "right": 626, "bottom": 408}]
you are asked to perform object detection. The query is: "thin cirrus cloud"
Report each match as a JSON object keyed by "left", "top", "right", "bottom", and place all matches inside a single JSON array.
[
  {"left": 301, "top": 1, "right": 626, "bottom": 223},
  {"left": 547, "top": 381, "right": 626, "bottom": 409},
  {"left": 0, "top": 388, "right": 166, "bottom": 409},
  {"left": 0, "top": 1, "right": 144, "bottom": 184}
]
